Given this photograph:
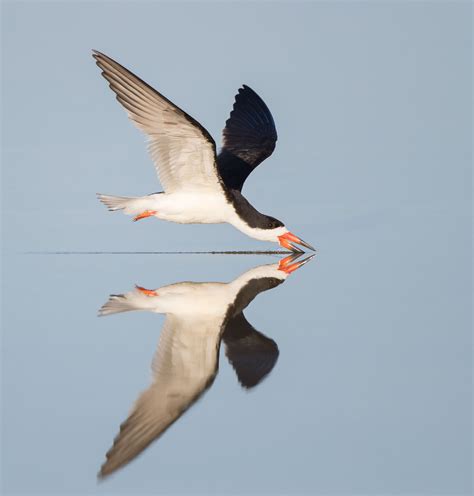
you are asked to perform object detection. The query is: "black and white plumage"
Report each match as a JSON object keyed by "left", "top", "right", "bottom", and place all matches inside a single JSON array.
[
  {"left": 97, "top": 254, "right": 313, "bottom": 478},
  {"left": 93, "top": 51, "right": 314, "bottom": 252}
]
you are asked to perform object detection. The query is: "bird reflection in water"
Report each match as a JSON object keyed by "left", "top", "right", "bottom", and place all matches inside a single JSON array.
[{"left": 97, "top": 253, "right": 314, "bottom": 479}]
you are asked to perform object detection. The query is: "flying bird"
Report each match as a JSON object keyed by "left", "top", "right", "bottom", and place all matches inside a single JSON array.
[
  {"left": 98, "top": 253, "right": 313, "bottom": 478},
  {"left": 93, "top": 51, "right": 314, "bottom": 252}
]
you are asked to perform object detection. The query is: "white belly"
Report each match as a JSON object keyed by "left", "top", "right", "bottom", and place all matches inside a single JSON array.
[{"left": 153, "top": 191, "right": 232, "bottom": 224}]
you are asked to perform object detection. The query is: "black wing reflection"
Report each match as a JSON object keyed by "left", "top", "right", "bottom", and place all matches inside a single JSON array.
[
  {"left": 223, "top": 313, "right": 279, "bottom": 389},
  {"left": 97, "top": 254, "right": 313, "bottom": 479}
]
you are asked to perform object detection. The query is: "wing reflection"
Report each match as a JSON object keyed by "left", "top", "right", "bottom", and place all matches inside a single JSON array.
[
  {"left": 223, "top": 313, "right": 279, "bottom": 389},
  {"left": 98, "top": 253, "right": 313, "bottom": 479}
]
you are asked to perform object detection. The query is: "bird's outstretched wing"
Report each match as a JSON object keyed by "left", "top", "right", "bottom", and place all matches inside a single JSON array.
[
  {"left": 217, "top": 85, "right": 278, "bottom": 191},
  {"left": 99, "top": 314, "right": 221, "bottom": 479},
  {"left": 223, "top": 312, "right": 279, "bottom": 389},
  {"left": 93, "top": 51, "right": 224, "bottom": 194}
]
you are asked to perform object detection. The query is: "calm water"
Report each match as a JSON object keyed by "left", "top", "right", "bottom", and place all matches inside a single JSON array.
[{"left": 2, "top": 210, "right": 471, "bottom": 494}]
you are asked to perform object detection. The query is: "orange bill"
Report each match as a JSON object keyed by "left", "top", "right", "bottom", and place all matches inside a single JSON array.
[
  {"left": 278, "top": 253, "right": 315, "bottom": 274},
  {"left": 278, "top": 232, "right": 315, "bottom": 252}
]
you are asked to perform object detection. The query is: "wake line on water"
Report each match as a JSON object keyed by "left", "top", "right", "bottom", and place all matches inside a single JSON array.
[{"left": 23, "top": 250, "right": 292, "bottom": 255}]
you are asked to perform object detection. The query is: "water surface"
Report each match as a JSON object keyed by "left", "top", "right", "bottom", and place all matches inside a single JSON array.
[{"left": 2, "top": 207, "right": 470, "bottom": 493}]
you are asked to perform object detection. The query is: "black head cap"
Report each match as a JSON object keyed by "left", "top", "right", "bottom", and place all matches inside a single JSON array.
[{"left": 264, "top": 216, "right": 284, "bottom": 230}]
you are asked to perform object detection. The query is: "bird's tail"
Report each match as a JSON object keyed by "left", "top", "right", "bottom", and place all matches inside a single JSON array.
[
  {"left": 97, "top": 193, "right": 134, "bottom": 211},
  {"left": 98, "top": 294, "right": 138, "bottom": 316},
  {"left": 98, "top": 286, "right": 159, "bottom": 316},
  {"left": 97, "top": 193, "right": 163, "bottom": 218}
]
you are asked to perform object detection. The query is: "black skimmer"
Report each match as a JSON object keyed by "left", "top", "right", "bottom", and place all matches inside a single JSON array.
[
  {"left": 93, "top": 51, "right": 315, "bottom": 252},
  {"left": 97, "top": 253, "right": 313, "bottom": 478}
]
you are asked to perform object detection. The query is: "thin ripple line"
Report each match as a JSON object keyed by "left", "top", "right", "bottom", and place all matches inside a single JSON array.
[{"left": 23, "top": 250, "right": 292, "bottom": 255}]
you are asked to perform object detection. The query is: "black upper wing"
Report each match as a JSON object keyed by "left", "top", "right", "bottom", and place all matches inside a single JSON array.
[{"left": 217, "top": 85, "right": 278, "bottom": 191}]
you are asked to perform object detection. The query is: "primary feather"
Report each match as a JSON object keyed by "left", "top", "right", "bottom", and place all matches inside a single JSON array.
[{"left": 93, "top": 50, "right": 224, "bottom": 194}]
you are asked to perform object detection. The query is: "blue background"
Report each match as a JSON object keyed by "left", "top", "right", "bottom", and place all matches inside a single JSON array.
[{"left": 1, "top": 1, "right": 471, "bottom": 494}]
